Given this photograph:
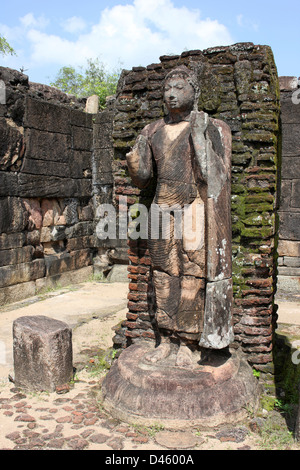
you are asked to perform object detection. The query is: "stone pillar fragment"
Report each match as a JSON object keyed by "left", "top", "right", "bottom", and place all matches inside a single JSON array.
[{"left": 13, "top": 315, "right": 73, "bottom": 392}]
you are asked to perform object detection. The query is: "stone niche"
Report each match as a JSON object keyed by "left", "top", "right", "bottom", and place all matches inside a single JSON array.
[{"left": 111, "top": 43, "right": 280, "bottom": 373}]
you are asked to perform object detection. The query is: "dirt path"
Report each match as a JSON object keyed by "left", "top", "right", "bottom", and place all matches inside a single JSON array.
[{"left": 0, "top": 281, "right": 299, "bottom": 451}]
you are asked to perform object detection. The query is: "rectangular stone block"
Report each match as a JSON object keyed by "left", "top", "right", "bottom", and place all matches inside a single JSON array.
[
  {"left": 69, "top": 151, "right": 92, "bottom": 179},
  {"left": 93, "top": 122, "right": 114, "bottom": 149},
  {"left": 279, "top": 180, "right": 292, "bottom": 211},
  {"left": 278, "top": 240, "right": 300, "bottom": 257},
  {"left": 0, "top": 197, "right": 28, "bottom": 234},
  {"left": 281, "top": 156, "right": 300, "bottom": 180},
  {"left": 282, "top": 124, "right": 300, "bottom": 156},
  {"left": 24, "top": 97, "right": 71, "bottom": 134},
  {"left": 283, "top": 256, "right": 300, "bottom": 267},
  {"left": 0, "top": 232, "right": 25, "bottom": 250},
  {"left": 66, "top": 236, "right": 94, "bottom": 252},
  {"left": 0, "top": 281, "right": 36, "bottom": 306},
  {"left": 24, "top": 128, "right": 72, "bottom": 163},
  {"left": 13, "top": 315, "right": 73, "bottom": 392},
  {"left": 35, "top": 266, "right": 93, "bottom": 293},
  {"left": 0, "top": 171, "right": 19, "bottom": 196},
  {"left": 0, "top": 246, "right": 33, "bottom": 267},
  {"left": 65, "top": 221, "right": 94, "bottom": 239},
  {"left": 72, "top": 126, "right": 93, "bottom": 151},
  {"left": 93, "top": 148, "right": 113, "bottom": 183},
  {"left": 279, "top": 77, "right": 298, "bottom": 91},
  {"left": 279, "top": 212, "right": 300, "bottom": 240},
  {"left": 292, "top": 181, "right": 300, "bottom": 208},
  {"left": 278, "top": 266, "right": 300, "bottom": 276},
  {"left": 44, "top": 253, "right": 75, "bottom": 277},
  {"left": 280, "top": 94, "right": 300, "bottom": 124},
  {"left": 17, "top": 173, "right": 78, "bottom": 198},
  {"left": 70, "top": 109, "right": 93, "bottom": 128},
  {"left": 0, "top": 259, "right": 45, "bottom": 288},
  {"left": 21, "top": 158, "right": 71, "bottom": 178}
]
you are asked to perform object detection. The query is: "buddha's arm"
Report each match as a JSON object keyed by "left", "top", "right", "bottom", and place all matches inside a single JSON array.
[
  {"left": 126, "top": 129, "right": 153, "bottom": 189},
  {"left": 190, "top": 111, "right": 209, "bottom": 180}
]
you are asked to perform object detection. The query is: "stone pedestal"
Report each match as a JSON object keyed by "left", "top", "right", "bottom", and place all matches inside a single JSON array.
[
  {"left": 101, "top": 342, "right": 260, "bottom": 429},
  {"left": 13, "top": 315, "right": 73, "bottom": 392}
]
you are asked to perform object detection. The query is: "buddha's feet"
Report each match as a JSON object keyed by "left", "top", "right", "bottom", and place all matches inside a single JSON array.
[
  {"left": 144, "top": 342, "right": 171, "bottom": 364},
  {"left": 175, "top": 344, "right": 193, "bottom": 368}
]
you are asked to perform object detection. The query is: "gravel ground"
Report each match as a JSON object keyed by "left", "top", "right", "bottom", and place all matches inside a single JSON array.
[{"left": 0, "top": 281, "right": 299, "bottom": 452}]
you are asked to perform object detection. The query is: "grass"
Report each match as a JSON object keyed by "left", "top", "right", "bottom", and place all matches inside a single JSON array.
[
  {"left": 85, "top": 348, "right": 118, "bottom": 377},
  {"left": 257, "top": 415, "right": 294, "bottom": 450}
]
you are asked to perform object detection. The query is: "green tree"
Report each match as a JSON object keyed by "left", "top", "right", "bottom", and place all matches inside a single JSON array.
[
  {"left": 0, "top": 35, "right": 16, "bottom": 56},
  {"left": 50, "top": 58, "right": 121, "bottom": 109}
]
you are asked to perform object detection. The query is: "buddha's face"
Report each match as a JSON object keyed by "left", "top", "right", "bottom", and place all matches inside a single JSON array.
[{"left": 164, "top": 76, "right": 195, "bottom": 114}]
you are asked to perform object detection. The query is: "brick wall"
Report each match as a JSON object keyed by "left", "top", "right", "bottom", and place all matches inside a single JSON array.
[
  {"left": 277, "top": 76, "right": 300, "bottom": 295},
  {"left": 0, "top": 67, "right": 95, "bottom": 304},
  {"left": 112, "top": 43, "right": 281, "bottom": 372}
]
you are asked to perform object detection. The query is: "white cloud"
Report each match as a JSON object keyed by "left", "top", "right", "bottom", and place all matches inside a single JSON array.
[
  {"left": 1, "top": 1, "right": 234, "bottom": 82},
  {"left": 20, "top": 13, "right": 49, "bottom": 30},
  {"left": 62, "top": 16, "right": 87, "bottom": 34}
]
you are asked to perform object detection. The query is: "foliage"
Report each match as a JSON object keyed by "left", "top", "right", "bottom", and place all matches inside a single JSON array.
[
  {"left": 50, "top": 58, "right": 121, "bottom": 109},
  {"left": 0, "top": 35, "right": 16, "bottom": 56}
]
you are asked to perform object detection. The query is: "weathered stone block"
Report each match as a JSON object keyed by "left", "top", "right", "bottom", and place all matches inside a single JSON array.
[
  {"left": 24, "top": 128, "right": 72, "bottom": 163},
  {"left": 278, "top": 266, "right": 300, "bottom": 276},
  {"left": 13, "top": 315, "right": 73, "bottom": 392},
  {"left": 44, "top": 253, "right": 74, "bottom": 276},
  {"left": 0, "top": 232, "right": 25, "bottom": 250},
  {"left": 0, "top": 281, "right": 36, "bottom": 306},
  {"left": 71, "top": 108, "right": 93, "bottom": 127},
  {"left": 0, "top": 246, "right": 33, "bottom": 267},
  {"left": 21, "top": 158, "right": 71, "bottom": 179},
  {"left": 280, "top": 94, "right": 300, "bottom": 124},
  {"left": 291, "top": 181, "right": 300, "bottom": 208},
  {"left": 70, "top": 151, "right": 92, "bottom": 179},
  {"left": 41, "top": 199, "right": 62, "bottom": 227},
  {"left": 65, "top": 221, "right": 93, "bottom": 239},
  {"left": 279, "top": 180, "right": 292, "bottom": 211},
  {"left": 93, "top": 122, "right": 114, "bottom": 149},
  {"left": 62, "top": 198, "right": 79, "bottom": 225},
  {"left": 0, "top": 259, "right": 45, "bottom": 287},
  {"left": 279, "top": 76, "right": 298, "bottom": 91},
  {"left": 22, "top": 198, "right": 43, "bottom": 230},
  {"left": 0, "top": 117, "right": 24, "bottom": 171},
  {"left": 0, "top": 172, "right": 18, "bottom": 196},
  {"left": 283, "top": 256, "right": 300, "bottom": 267},
  {"left": 0, "top": 197, "right": 28, "bottom": 234},
  {"left": 282, "top": 124, "right": 300, "bottom": 156},
  {"left": 281, "top": 157, "right": 300, "bottom": 180},
  {"left": 72, "top": 126, "right": 92, "bottom": 151},
  {"left": 279, "top": 212, "right": 300, "bottom": 240},
  {"left": 278, "top": 240, "right": 300, "bottom": 257},
  {"left": 24, "top": 97, "right": 71, "bottom": 134}
]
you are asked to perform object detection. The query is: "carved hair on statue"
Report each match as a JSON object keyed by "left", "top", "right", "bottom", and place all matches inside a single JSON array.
[{"left": 164, "top": 65, "right": 200, "bottom": 111}]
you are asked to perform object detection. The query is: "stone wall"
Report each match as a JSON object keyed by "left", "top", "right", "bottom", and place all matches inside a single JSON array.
[
  {"left": 112, "top": 43, "right": 281, "bottom": 372},
  {"left": 0, "top": 67, "right": 96, "bottom": 304},
  {"left": 277, "top": 76, "right": 300, "bottom": 295}
]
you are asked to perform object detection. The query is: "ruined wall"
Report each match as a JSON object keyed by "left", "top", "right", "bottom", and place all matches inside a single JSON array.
[
  {"left": 0, "top": 67, "right": 95, "bottom": 304},
  {"left": 277, "top": 76, "right": 300, "bottom": 295},
  {"left": 112, "top": 43, "right": 280, "bottom": 372}
]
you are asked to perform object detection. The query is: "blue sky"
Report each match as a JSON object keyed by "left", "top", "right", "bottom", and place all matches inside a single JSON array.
[{"left": 0, "top": 0, "right": 298, "bottom": 85}]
